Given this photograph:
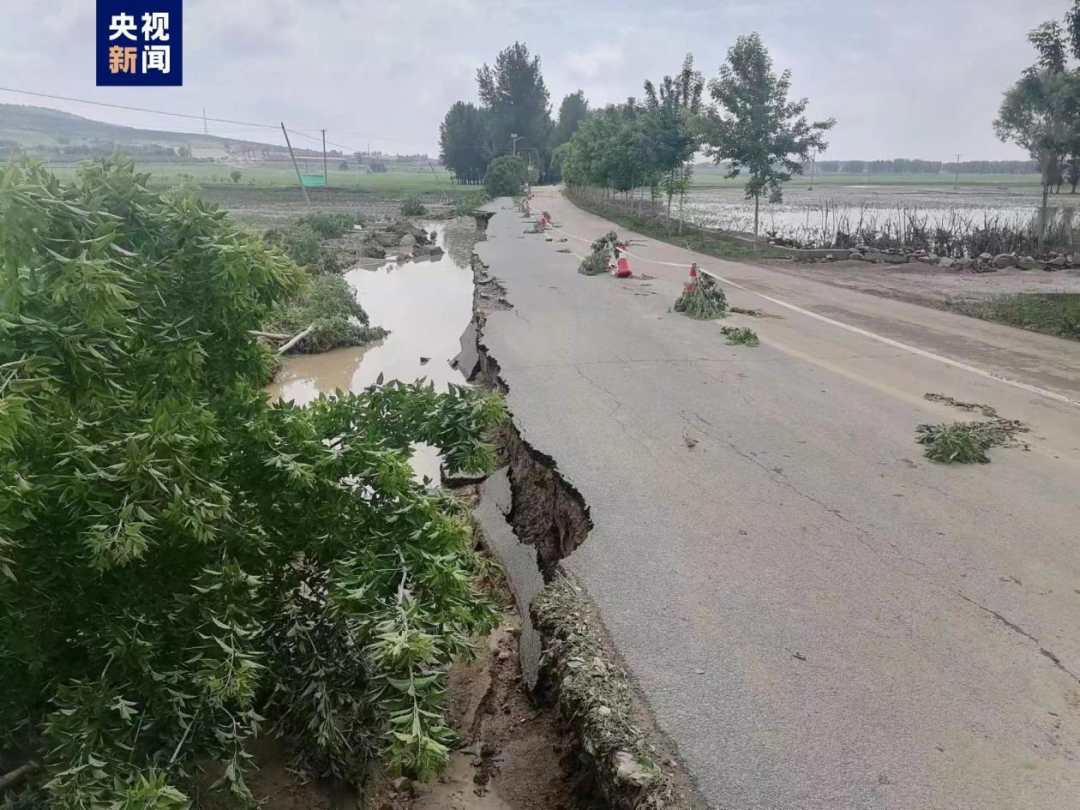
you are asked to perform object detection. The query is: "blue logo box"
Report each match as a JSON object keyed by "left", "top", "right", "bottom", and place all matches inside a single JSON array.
[{"left": 96, "top": 0, "right": 182, "bottom": 86}]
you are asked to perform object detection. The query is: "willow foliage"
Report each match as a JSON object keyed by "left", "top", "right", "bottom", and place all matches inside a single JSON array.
[{"left": 0, "top": 160, "right": 502, "bottom": 807}]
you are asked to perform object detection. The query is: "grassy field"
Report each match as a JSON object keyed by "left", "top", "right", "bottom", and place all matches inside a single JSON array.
[
  {"left": 42, "top": 160, "right": 462, "bottom": 193},
  {"left": 690, "top": 165, "right": 1044, "bottom": 190},
  {"left": 946, "top": 293, "right": 1080, "bottom": 340}
]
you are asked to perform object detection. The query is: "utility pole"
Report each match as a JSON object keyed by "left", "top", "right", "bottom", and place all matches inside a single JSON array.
[
  {"left": 321, "top": 129, "right": 328, "bottom": 186},
  {"left": 281, "top": 123, "right": 311, "bottom": 206},
  {"left": 953, "top": 152, "right": 961, "bottom": 190},
  {"left": 202, "top": 107, "right": 208, "bottom": 135},
  {"left": 510, "top": 133, "right": 520, "bottom": 157}
]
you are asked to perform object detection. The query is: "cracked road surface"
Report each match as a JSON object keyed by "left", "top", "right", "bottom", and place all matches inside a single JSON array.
[{"left": 476, "top": 189, "right": 1080, "bottom": 809}]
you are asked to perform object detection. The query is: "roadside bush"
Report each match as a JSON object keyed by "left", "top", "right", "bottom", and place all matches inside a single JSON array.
[
  {"left": 484, "top": 155, "right": 528, "bottom": 197},
  {"left": 452, "top": 190, "right": 488, "bottom": 217},
  {"left": 266, "top": 220, "right": 341, "bottom": 274},
  {"left": 0, "top": 159, "right": 503, "bottom": 806},
  {"left": 400, "top": 196, "right": 428, "bottom": 216}
]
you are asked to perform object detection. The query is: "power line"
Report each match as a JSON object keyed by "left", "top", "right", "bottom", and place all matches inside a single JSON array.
[
  {"left": 0, "top": 85, "right": 280, "bottom": 131},
  {"left": 0, "top": 85, "right": 371, "bottom": 154}
]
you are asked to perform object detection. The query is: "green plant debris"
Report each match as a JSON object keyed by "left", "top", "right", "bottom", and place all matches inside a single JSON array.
[
  {"left": 730, "top": 306, "right": 763, "bottom": 317},
  {"left": 915, "top": 418, "right": 1029, "bottom": 463},
  {"left": 578, "top": 231, "right": 620, "bottom": 275},
  {"left": 532, "top": 577, "right": 682, "bottom": 809},
  {"left": 719, "top": 326, "right": 759, "bottom": 345},
  {"left": 674, "top": 272, "right": 728, "bottom": 319},
  {"left": 267, "top": 274, "right": 387, "bottom": 353}
]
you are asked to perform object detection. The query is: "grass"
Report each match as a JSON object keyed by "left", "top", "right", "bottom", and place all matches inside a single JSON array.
[
  {"left": 946, "top": 293, "right": 1080, "bottom": 341},
  {"left": 41, "top": 160, "right": 460, "bottom": 193}
]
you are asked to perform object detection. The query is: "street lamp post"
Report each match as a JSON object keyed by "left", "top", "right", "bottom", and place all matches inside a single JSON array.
[{"left": 510, "top": 133, "right": 521, "bottom": 157}]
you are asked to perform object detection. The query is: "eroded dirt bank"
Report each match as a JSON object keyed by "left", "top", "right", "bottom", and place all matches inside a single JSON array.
[{"left": 461, "top": 239, "right": 697, "bottom": 810}]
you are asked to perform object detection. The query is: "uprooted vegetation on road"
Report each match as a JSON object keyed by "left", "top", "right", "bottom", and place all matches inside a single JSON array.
[
  {"left": 674, "top": 271, "right": 728, "bottom": 319},
  {"left": 578, "top": 231, "right": 622, "bottom": 275},
  {"left": 916, "top": 392, "right": 1030, "bottom": 463}
]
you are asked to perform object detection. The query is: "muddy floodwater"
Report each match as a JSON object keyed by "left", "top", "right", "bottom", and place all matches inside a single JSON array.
[{"left": 267, "top": 222, "right": 474, "bottom": 482}]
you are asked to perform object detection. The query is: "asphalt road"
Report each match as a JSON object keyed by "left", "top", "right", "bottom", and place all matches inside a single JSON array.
[{"left": 475, "top": 189, "right": 1080, "bottom": 809}]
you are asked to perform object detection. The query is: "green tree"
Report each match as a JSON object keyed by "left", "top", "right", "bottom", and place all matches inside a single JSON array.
[
  {"left": 552, "top": 91, "right": 589, "bottom": 149},
  {"left": 484, "top": 154, "right": 529, "bottom": 196},
  {"left": 0, "top": 160, "right": 503, "bottom": 807},
  {"left": 644, "top": 54, "right": 705, "bottom": 221},
  {"left": 439, "top": 101, "right": 491, "bottom": 184},
  {"left": 703, "top": 33, "right": 835, "bottom": 239},
  {"left": 995, "top": 7, "right": 1080, "bottom": 224},
  {"left": 477, "top": 42, "right": 554, "bottom": 179}
]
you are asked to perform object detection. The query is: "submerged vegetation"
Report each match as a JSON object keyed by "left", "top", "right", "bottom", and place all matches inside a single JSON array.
[{"left": 0, "top": 159, "right": 505, "bottom": 806}]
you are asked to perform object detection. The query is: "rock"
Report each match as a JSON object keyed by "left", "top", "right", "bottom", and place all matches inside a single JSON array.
[
  {"left": 1049, "top": 255, "right": 1068, "bottom": 267},
  {"left": 978, "top": 252, "right": 993, "bottom": 262},
  {"left": 399, "top": 233, "right": 416, "bottom": 248},
  {"left": 1018, "top": 255, "right": 1040, "bottom": 270},
  {"left": 848, "top": 250, "right": 863, "bottom": 260},
  {"left": 361, "top": 243, "right": 386, "bottom": 259},
  {"left": 1068, "top": 253, "right": 1077, "bottom": 266},
  {"left": 825, "top": 253, "right": 834, "bottom": 261},
  {"left": 612, "top": 751, "right": 654, "bottom": 788},
  {"left": 596, "top": 706, "right": 612, "bottom": 717},
  {"left": 992, "top": 253, "right": 1016, "bottom": 268},
  {"left": 914, "top": 254, "right": 931, "bottom": 264},
  {"left": 938, "top": 257, "right": 954, "bottom": 268},
  {"left": 429, "top": 246, "right": 444, "bottom": 258},
  {"left": 953, "top": 257, "right": 972, "bottom": 270}
]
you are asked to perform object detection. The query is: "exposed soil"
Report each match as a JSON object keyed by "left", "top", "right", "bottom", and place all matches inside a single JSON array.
[
  {"left": 371, "top": 617, "right": 583, "bottom": 810},
  {"left": 757, "top": 256, "right": 1080, "bottom": 308}
]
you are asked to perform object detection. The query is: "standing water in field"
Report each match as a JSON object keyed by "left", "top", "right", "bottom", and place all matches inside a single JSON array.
[{"left": 267, "top": 222, "right": 475, "bottom": 482}]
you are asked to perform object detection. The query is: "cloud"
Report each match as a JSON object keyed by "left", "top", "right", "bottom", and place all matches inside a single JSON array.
[{"left": 0, "top": 0, "right": 1071, "bottom": 158}]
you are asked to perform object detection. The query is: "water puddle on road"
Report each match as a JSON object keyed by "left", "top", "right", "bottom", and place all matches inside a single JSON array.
[{"left": 267, "top": 222, "right": 474, "bottom": 483}]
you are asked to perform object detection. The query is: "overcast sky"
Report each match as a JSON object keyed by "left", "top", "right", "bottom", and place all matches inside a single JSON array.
[{"left": 0, "top": 0, "right": 1070, "bottom": 160}]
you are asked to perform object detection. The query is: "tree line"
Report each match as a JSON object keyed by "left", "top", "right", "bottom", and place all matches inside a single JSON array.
[
  {"left": 439, "top": 42, "right": 587, "bottom": 186},
  {"left": 556, "top": 33, "right": 835, "bottom": 237}
]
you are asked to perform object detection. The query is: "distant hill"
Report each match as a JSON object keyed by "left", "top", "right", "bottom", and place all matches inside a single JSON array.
[{"left": 0, "top": 103, "right": 290, "bottom": 160}]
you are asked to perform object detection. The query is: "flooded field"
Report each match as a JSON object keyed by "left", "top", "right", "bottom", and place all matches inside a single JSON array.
[
  {"left": 681, "top": 182, "right": 1068, "bottom": 240},
  {"left": 267, "top": 221, "right": 475, "bottom": 481}
]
